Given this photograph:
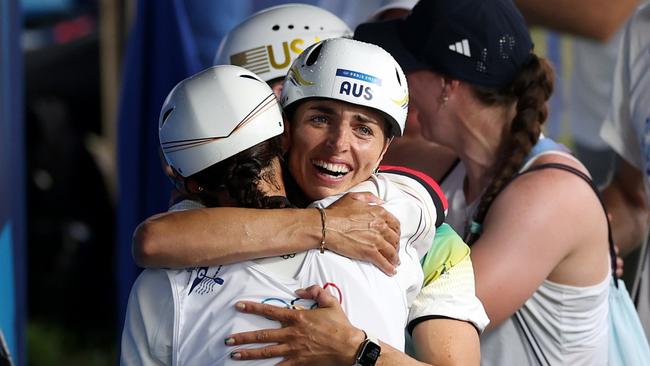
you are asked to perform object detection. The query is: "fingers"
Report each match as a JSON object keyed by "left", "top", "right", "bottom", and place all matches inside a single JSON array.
[
  {"left": 294, "top": 285, "right": 322, "bottom": 300},
  {"left": 614, "top": 244, "right": 624, "bottom": 277},
  {"left": 380, "top": 224, "right": 400, "bottom": 251},
  {"left": 296, "top": 285, "right": 345, "bottom": 308},
  {"left": 616, "top": 256, "right": 624, "bottom": 278},
  {"left": 228, "top": 343, "right": 292, "bottom": 361},
  {"left": 368, "top": 251, "right": 397, "bottom": 276},
  {"left": 234, "top": 301, "right": 295, "bottom": 324},
  {"left": 381, "top": 210, "right": 400, "bottom": 237},
  {"left": 366, "top": 205, "right": 400, "bottom": 238},
  {"left": 225, "top": 327, "right": 286, "bottom": 347},
  {"left": 345, "top": 191, "right": 384, "bottom": 205}
]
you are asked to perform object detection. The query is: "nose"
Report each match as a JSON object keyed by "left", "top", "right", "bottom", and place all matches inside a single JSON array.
[{"left": 326, "top": 124, "right": 351, "bottom": 152}]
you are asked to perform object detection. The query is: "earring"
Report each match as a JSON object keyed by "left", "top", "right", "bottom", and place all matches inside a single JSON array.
[
  {"left": 197, "top": 186, "right": 204, "bottom": 192},
  {"left": 439, "top": 95, "right": 449, "bottom": 105}
]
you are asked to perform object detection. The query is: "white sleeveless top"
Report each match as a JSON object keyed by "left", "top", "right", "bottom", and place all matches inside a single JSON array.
[{"left": 440, "top": 139, "right": 610, "bottom": 365}]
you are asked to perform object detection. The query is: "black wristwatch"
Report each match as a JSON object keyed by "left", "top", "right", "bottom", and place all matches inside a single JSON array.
[{"left": 353, "top": 332, "right": 381, "bottom": 366}]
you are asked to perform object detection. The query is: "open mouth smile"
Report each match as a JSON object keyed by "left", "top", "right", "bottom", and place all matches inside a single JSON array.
[{"left": 311, "top": 159, "right": 351, "bottom": 178}]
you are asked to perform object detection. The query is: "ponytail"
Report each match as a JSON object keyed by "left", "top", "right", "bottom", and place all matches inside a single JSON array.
[{"left": 466, "top": 54, "right": 554, "bottom": 244}]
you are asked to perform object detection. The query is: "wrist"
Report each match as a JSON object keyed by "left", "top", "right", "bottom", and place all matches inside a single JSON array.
[
  {"left": 351, "top": 329, "right": 381, "bottom": 366},
  {"left": 343, "top": 328, "right": 367, "bottom": 365}
]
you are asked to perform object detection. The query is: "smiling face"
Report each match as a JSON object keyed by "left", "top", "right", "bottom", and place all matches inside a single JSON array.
[{"left": 287, "top": 99, "right": 392, "bottom": 201}]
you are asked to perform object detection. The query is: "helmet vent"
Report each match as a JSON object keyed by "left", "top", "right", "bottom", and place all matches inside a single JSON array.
[
  {"left": 395, "top": 68, "right": 402, "bottom": 86},
  {"left": 161, "top": 107, "right": 175, "bottom": 126},
  {"left": 306, "top": 43, "right": 323, "bottom": 66},
  {"left": 288, "top": 24, "right": 294, "bottom": 29},
  {"left": 239, "top": 74, "right": 262, "bottom": 82},
  {"left": 304, "top": 25, "right": 309, "bottom": 30},
  {"left": 272, "top": 25, "right": 280, "bottom": 31}
]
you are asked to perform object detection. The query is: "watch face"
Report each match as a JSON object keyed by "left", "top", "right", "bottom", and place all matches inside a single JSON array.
[{"left": 358, "top": 340, "right": 381, "bottom": 365}]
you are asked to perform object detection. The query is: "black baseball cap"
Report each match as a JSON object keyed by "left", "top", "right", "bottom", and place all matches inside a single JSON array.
[{"left": 355, "top": 0, "right": 533, "bottom": 89}]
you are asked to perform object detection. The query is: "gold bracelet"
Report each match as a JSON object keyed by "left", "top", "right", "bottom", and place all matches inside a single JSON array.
[{"left": 316, "top": 207, "right": 326, "bottom": 253}]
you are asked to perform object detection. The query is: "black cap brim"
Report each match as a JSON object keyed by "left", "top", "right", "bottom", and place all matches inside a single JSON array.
[{"left": 354, "top": 19, "right": 430, "bottom": 73}]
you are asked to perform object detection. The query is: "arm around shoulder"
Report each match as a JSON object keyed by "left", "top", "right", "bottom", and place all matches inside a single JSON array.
[{"left": 132, "top": 207, "right": 322, "bottom": 268}]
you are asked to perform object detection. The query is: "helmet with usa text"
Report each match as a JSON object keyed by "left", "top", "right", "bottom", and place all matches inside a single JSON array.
[
  {"left": 159, "top": 65, "right": 284, "bottom": 177},
  {"left": 281, "top": 37, "right": 408, "bottom": 136},
  {"left": 215, "top": 3, "right": 352, "bottom": 83}
]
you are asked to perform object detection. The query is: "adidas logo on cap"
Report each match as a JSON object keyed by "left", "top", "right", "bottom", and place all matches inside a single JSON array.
[{"left": 449, "top": 39, "right": 471, "bottom": 57}]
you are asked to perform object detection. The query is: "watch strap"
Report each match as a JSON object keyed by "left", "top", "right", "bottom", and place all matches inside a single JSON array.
[{"left": 352, "top": 331, "right": 381, "bottom": 366}]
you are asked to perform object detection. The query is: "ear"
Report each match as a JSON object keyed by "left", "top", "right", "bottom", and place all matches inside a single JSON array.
[
  {"left": 377, "top": 136, "right": 394, "bottom": 166},
  {"left": 441, "top": 76, "right": 461, "bottom": 96}
]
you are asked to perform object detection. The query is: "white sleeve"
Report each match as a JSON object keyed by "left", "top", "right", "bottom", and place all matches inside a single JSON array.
[
  {"left": 408, "top": 224, "right": 489, "bottom": 333},
  {"left": 120, "top": 269, "right": 174, "bottom": 366},
  {"left": 374, "top": 168, "right": 447, "bottom": 259},
  {"left": 601, "top": 4, "right": 650, "bottom": 170}
]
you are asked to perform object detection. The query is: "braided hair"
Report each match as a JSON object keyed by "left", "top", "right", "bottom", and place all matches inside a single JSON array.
[
  {"left": 189, "top": 136, "right": 292, "bottom": 209},
  {"left": 466, "top": 54, "right": 555, "bottom": 244}
]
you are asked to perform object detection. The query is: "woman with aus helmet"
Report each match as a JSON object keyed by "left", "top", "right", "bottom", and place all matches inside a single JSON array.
[
  {"left": 214, "top": 3, "right": 352, "bottom": 97},
  {"left": 132, "top": 38, "right": 488, "bottom": 365},
  {"left": 160, "top": 3, "right": 351, "bottom": 203}
]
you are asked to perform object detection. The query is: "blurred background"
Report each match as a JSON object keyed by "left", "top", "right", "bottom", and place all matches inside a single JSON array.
[{"left": 0, "top": 0, "right": 636, "bottom": 365}]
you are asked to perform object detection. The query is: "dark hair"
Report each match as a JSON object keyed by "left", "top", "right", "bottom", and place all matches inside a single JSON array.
[
  {"left": 189, "top": 136, "right": 291, "bottom": 209},
  {"left": 466, "top": 54, "right": 554, "bottom": 244}
]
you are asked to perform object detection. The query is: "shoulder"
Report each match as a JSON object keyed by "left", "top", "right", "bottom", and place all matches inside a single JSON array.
[
  {"left": 377, "top": 165, "right": 448, "bottom": 228},
  {"left": 122, "top": 269, "right": 174, "bottom": 365},
  {"left": 495, "top": 154, "right": 598, "bottom": 216},
  {"left": 483, "top": 154, "right": 605, "bottom": 254},
  {"left": 127, "top": 269, "right": 175, "bottom": 319}
]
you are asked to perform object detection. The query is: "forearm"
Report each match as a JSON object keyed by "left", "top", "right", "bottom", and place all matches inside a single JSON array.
[
  {"left": 603, "top": 179, "right": 650, "bottom": 257},
  {"left": 341, "top": 328, "right": 432, "bottom": 366},
  {"left": 375, "top": 343, "right": 430, "bottom": 366},
  {"left": 515, "top": 0, "right": 637, "bottom": 41},
  {"left": 133, "top": 207, "right": 321, "bottom": 268},
  {"left": 376, "top": 319, "right": 480, "bottom": 366}
]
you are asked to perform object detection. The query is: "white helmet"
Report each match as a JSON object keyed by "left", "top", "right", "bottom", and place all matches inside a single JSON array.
[
  {"left": 281, "top": 37, "right": 408, "bottom": 136},
  {"left": 215, "top": 3, "right": 352, "bottom": 83},
  {"left": 159, "top": 65, "right": 284, "bottom": 178}
]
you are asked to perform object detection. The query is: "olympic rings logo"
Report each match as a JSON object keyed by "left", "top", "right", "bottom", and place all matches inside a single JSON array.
[{"left": 260, "top": 282, "right": 343, "bottom": 310}]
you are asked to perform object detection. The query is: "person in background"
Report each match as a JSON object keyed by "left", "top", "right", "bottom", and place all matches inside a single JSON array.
[
  {"left": 214, "top": 3, "right": 351, "bottom": 97},
  {"left": 600, "top": 2, "right": 650, "bottom": 341}
]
